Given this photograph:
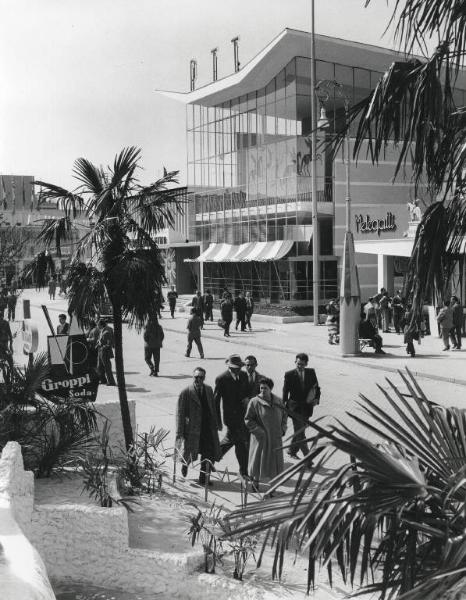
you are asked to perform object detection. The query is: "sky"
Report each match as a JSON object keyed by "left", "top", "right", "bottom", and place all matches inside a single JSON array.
[{"left": 0, "top": 0, "right": 397, "bottom": 191}]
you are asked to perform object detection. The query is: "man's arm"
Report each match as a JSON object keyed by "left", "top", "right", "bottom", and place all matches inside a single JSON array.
[
  {"left": 282, "top": 372, "right": 290, "bottom": 407},
  {"left": 213, "top": 377, "right": 223, "bottom": 429}
]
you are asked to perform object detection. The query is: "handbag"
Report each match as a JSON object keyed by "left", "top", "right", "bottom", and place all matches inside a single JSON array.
[
  {"left": 305, "top": 384, "right": 320, "bottom": 406},
  {"left": 217, "top": 318, "right": 226, "bottom": 329}
]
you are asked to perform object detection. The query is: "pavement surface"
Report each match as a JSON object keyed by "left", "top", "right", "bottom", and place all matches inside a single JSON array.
[{"left": 9, "top": 288, "right": 465, "bottom": 599}]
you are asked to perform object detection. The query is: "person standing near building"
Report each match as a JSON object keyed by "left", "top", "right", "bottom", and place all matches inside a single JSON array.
[
  {"left": 191, "top": 290, "right": 204, "bottom": 328},
  {"left": 185, "top": 308, "right": 204, "bottom": 359},
  {"left": 220, "top": 294, "right": 233, "bottom": 337},
  {"left": 143, "top": 314, "right": 164, "bottom": 376},
  {"left": 391, "top": 290, "right": 404, "bottom": 334},
  {"left": 450, "top": 296, "right": 463, "bottom": 350},
  {"left": 325, "top": 299, "right": 340, "bottom": 344},
  {"left": 244, "top": 355, "right": 263, "bottom": 400},
  {"left": 402, "top": 303, "right": 419, "bottom": 358},
  {"left": 245, "top": 291, "right": 254, "bottom": 331},
  {"left": 234, "top": 291, "right": 247, "bottom": 332},
  {"left": 245, "top": 376, "right": 287, "bottom": 493},
  {"left": 6, "top": 289, "right": 18, "bottom": 322},
  {"left": 283, "top": 353, "right": 320, "bottom": 460},
  {"left": 379, "top": 291, "right": 391, "bottom": 333},
  {"left": 176, "top": 367, "right": 221, "bottom": 485},
  {"left": 167, "top": 285, "right": 178, "bottom": 319},
  {"left": 203, "top": 289, "right": 214, "bottom": 322},
  {"left": 96, "top": 318, "right": 116, "bottom": 385},
  {"left": 56, "top": 314, "right": 70, "bottom": 335},
  {"left": 437, "top": 299, "right": 454, "bottom": 351},
  {"left": 48, "top": 276, "right": 57, "bottom": 301},
  {"left": 214, "top": 354, "right": 250, "bottom": 478}
]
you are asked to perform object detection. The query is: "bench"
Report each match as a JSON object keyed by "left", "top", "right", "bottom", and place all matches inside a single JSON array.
[{"left": 359, "top": 338, "right": 374, "bottom": 351}]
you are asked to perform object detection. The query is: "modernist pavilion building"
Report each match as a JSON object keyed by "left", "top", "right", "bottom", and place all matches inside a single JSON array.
[{"left": 162, "top": 28, "right": 466, "bottom": 308}]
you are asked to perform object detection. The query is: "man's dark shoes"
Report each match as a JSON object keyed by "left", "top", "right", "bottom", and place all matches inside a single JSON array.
[
  {"left": 198, "top": 476, "right": 213, "bottom": 487},
  {"left": 181, "top": 465, "right": 188, "bottom": 477},
  {"left": 287, "top": 453, "right": 299, "bottom": 460}
]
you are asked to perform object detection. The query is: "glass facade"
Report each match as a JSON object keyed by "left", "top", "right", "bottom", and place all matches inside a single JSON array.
[{"left": 186, "top": 56, "right": 383, "bottom": 303}]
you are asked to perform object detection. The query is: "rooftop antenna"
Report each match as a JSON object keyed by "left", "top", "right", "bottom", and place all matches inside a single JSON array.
[
  {"left": 211, "top": 47, "right": 218, "bottom": 81},
  {"left": 231, "top": 36, "right": 240, "bottom": 72},
  {"left": 190, "top": 59, "right": 197, "bottom": 91}
]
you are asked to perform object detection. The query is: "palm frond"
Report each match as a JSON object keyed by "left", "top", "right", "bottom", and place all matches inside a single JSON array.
[
  {"left": 72, "top": 158, "right": 105, "bottom": 196},
  {"left": 35, "top": 180, "right": 85, "bottom": 218},
  {"left": 224, "top": 369, "right": 466, "bottom": 598},
  {"left": 66, "top": 263, "right": 107, "bottom": 326},
  {"left": 36, "top": 215, "right": 76, "bottom": 257}
]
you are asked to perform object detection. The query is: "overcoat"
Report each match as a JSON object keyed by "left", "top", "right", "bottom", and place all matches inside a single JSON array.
[
  {"left": 245, "top": 393, "right": 287, "bottom": 481},
  {"left": 176, "top": 384, "right": 221, "bottom": 465}
]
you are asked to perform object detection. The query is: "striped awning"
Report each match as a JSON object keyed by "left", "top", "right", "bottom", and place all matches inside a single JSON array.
[
  {"left": 184, "top": 243, "right": 231, "bottom": 263},
  {"left": 184, "top": 240, "right": 293, "bottom": 263}
]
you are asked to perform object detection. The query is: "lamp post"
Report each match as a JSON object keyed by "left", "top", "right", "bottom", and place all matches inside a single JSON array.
[
  {"left": 315, "top": 80, "right": 361, "bottom": 355},
  {"left": 310, "top": 1, "right": 319, "bottom": 326}
]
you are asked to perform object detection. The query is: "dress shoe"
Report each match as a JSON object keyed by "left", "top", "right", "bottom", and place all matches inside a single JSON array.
[
  {"left": 443, "top": 347, "right": 450, "bottom": 351},
  {"left": 181, "top": 465, "right": 188, "bottom": 477},
  {"left": 198, "top": 477, "right": 213, "bottom": 487}
]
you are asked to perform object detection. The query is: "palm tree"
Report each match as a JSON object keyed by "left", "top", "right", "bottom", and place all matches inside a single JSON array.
[
  {"left": 29, "top": 147, "right": 182, "bottom": 449},
  {"left": 225, "top": 368, "right": 466, "bottom": 599},
  {"left": 332, "top": 1, "right": 465, "bottom": 319}
]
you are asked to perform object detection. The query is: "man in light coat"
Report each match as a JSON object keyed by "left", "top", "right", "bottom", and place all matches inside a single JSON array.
[
  {"left": 176, "top": 367, "right": 221, "bottom": 485},
  {"left": 437, "top": 299, "right": 454, "bottom": 351}
]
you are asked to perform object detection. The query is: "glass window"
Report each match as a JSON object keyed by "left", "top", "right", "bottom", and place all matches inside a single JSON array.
[
  {"left": 276, "top": 68, "right": 286, "bottom": 101},
  {"left": 285, "top": 58, "right": 297, "bottom": 97},
  {"left": 334, "top": 64, "right": 354, "bottom": 101},
  {"left": 265, "top": 78, "right": 275, "bottom": 106},
  {"left": 316, "top": 60, "right": 334, "bottom": 82},
  {"left": 296, "top": 57, "right": 311, "bottom": 95}
]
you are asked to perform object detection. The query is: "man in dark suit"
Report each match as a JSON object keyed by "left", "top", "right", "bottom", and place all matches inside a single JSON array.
[
  {"left": 282, "top": 352, "right": 320, "bottom": 459},
  {"left": 234, "top": 292, "right": 247, "bottom": 332},
  {"left": 214, "top": 354, "right": 250, "bottom": 477},
  {"left": 244, "top": 355, "right": 263, "bottom": 399}
]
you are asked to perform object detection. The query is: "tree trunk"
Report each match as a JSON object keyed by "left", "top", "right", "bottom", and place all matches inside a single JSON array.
[{"left": 112, "top": 302, "right": 134, "bottom": 449}]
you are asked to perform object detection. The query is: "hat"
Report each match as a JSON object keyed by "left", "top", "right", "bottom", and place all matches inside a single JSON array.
[{"left": 225, "top": 354, "right": 244, "bottom": 369}]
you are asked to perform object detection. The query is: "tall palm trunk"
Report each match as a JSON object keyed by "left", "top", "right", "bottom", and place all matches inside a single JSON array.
[{"left": 111, "top": 301, "right": 134, "bottom": 449}]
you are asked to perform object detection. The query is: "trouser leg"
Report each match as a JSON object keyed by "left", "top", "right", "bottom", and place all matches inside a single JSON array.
[
  {"left": 153, "top": 347, "right": 160, "bottom": 372},
  {"left": 289, "top": 412, "right": 309, "bottom": 457},
  {"left": 186, "top": 335, "right": 193, "bottom": 356},
  {"left": 442, "top": 327, "right": 451, "bottom": 348},
  {"left": 194, "top": 336, "right": 204, "bottom": 358},
  {"left": 103, "top": 354, "right": 116, "bottom": 384},
  {"left": 144, "top": 346, "right": 153, "bottom": 370}
]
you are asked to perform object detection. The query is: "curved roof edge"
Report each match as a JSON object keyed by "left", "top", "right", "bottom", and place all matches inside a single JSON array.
[{"left": 155, "top": 28, "right": 407, "bottom": 107}]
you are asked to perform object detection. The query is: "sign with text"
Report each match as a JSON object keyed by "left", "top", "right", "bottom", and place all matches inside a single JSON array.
[
  {"left": 42, "top": 334, "right": 99, "bottom": 402},
  {"left": 22, "top": 319, "right": 39, "bottom": 354},
  {"left": 355, "top": 212, "right": 396, "bottom": 236}
]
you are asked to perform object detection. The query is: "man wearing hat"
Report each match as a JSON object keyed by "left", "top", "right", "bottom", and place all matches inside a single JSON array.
[{"left": 214, "top": 354, "right": 250, "bottom": 477}]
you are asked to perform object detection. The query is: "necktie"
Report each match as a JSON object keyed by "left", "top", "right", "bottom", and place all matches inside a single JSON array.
[{"left": 249, "top": 374, "right": 253, "bottom": 385}]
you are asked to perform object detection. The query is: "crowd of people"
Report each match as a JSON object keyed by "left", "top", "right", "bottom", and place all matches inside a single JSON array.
[
  {"left": 324, "top": 288, "right": 463, "bottom": 357},
  {"left": 176, "top": 352, "right": 320, "bottom": 493}
]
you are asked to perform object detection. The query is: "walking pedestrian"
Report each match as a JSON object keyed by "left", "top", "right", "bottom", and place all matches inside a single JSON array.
[
  {"left": 244, "top": 355, "right": 263, "bottom": 399},
  {"left": 450, "top": 296, "right": 463, "bottom": 350},
  {"left": 167, "top": 285, "right": 178, "bottom": 318},
  {"left": 155, "top": 287, "right": 164, "bottom": 319},
  {"left": 176, "top": 367, "right": 221, "bottom": 485},
  {"left": 391, "top": 290, "right": 404, "bottom": 334},
  {"left": 6, "top": 289, "right": 17, "bottom": 322},
  {"left": 48, "top": 276, "right": 57, "bottom": 300},
  {"left": 437, "top": 299, "right": 454, "bottom": 351},
  {"left": 220, "top": 294, "right": 233, "bottom": 337},
  {"left": 245, "top": 291, "right": 254, "bottom": 331},
  {"left": 203, "top": 289, "right": 214, "bottom": 322},
  {"left": 234, "top": 291, "right": 247, "bottom": 332},
  {"left": 185, "top": 308, "right": 204, "bottom": 358},
  {"left": 214, "top": 354, "right": 250, "bottom": 478},
  {"left": 191, "top": 290, "right": 204, "bottom": 328},
  {"left": 143, "top": 314, "right": 164, "bottom": 376},
  {"left": 283, "top": 353, "right": 320, "bottom": 460},
  {"left": 245, "top": 376, "right": 287, "bottom": 493},
  {"left": 56, "top": 313, "right": 70, "bottom": 335},
  {"left": 402, "top": 304, "right": 418, "bottom": 357},
  {"left": 96, "top": 319, "right": 116, "bottom": 385}
]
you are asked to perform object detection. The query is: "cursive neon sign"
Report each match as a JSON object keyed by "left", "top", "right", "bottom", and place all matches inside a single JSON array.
[{"left": 355, "top": 212, "right": 396, "bottom": 236}]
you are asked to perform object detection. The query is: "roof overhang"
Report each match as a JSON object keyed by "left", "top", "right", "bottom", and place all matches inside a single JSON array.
[
  {"left": 156, "top": 28, "right": 410, "bottom": 107},
  {"left": 355, "top": 238, "right": 414, "bottom": 257}
]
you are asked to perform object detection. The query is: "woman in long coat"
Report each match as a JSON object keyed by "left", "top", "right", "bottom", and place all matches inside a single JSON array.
[
  {"left": 176, "top": 367, "right": 221, "bottom": 485},
  {"left": 244, "top": 377, "right": 287, "bottom": 492}
]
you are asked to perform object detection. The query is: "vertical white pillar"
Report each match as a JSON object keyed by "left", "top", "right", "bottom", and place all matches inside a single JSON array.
[{"left": 377, "top": 254, "right": 388, "bottom": 291}]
